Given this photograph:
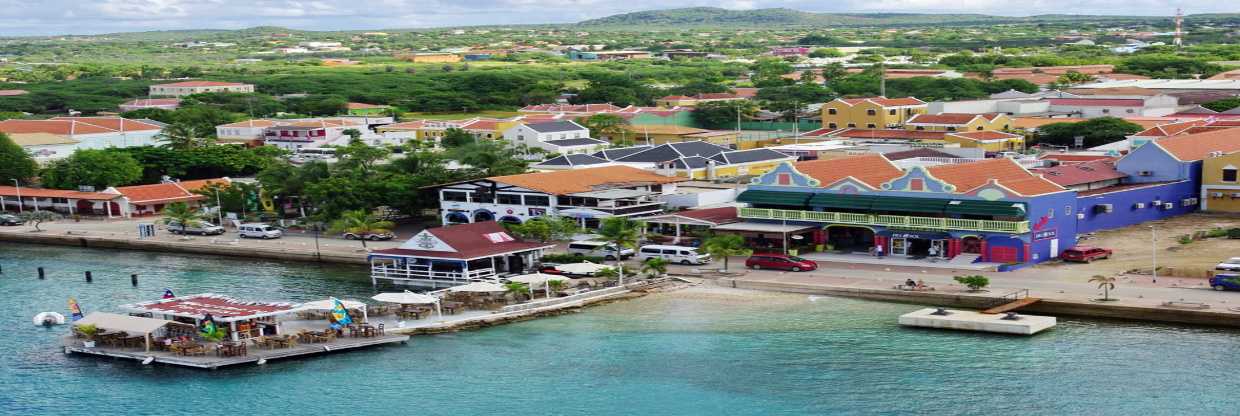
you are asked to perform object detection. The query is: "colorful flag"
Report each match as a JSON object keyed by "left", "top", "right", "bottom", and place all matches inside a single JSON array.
[
  {"left": 67, "top": 298, "right": 84, "bottom": 321},
  {"left": 329, "top": 298, "right": 352, "bottom": 329},
  {"left": 162, "top": 288, "right": 176, "bottom": 299},
  {"left": 200, "top": 313, "right": 219, "bottom": 339}
]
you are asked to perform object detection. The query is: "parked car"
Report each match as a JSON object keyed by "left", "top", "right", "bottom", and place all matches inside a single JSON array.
[
  {"left": 566, "top": 241, "right": 634, "bottom": 261},
  {"left": 165, "top": 220, "right": 225, "bottom": 235},
  {"left": 238, "top": 223, "right": 283, "bottom": 239},
  {"left": 343, "top": 231, "right": 395, "bottom": 241},
  {"left": 1210, "top": 274, "right": 1240, "bottom": 291},
  {"left": 1060, "top": 246, "right": 1113, "bottom": 263},
  {"left": 1216, "top": 257, "right": 1240, "bottom": 272},
  {"left": 745, "top": 254, "right": 818, "bottom": 272},
  {"left": 637, "top": 245, "right": 711, "bottom": 265},
  {"left": 0, "top": 214, "right": 24, "bottom": 226}
]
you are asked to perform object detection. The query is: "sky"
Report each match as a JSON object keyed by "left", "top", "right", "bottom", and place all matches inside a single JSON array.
[{"left": 0, "top": 0, "right": 1226, "bottom": 36}]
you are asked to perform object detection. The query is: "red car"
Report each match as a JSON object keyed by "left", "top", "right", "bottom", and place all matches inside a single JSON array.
[
  {"left": 745, "top": 254, "right": 818, "bottom": 272},
  {"left": 1060, "top": 246, "right": 1113, "bottom": 263}
]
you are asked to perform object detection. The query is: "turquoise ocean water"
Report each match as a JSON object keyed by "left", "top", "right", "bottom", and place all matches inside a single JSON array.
[{"left": 2, "top": 242, "right": 1238, "bottom": 415}]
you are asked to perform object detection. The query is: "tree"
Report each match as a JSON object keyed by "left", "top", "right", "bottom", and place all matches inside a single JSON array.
[
  {"left": 1034, "top": 117, "right": 1144, "bottom": 148},
  {"left": 505, "top": 216, "right": 578, "bottom": 243},
  {"left": 448, "top": 141, "right": 529, "bottom": 177},
  {"left": 1203, "top": 97, "right": 1240, "bottom": 113},
  {"left": 641, "top": 258, "right": 668, "bottom": 279},
  {"left": 701, "top": 234, "right": 751, "bottom": 272},
  {"left": 1090, "top": 275, "right": 1117, "bottom": 301},
  {"left": 328, "top": 209, "right": 395, "bottom": 248},
  {"left": 808, "top": 48, "right": 844, "bottom": 58},
  {"left": 156, "top": 123, "right": 213, "bottom": 150},
  {"left": 580, "top": 113, "right": 628, "bottom": 141},
  {"left": 342, "top": 128, "right": 362, "bottom": 141},
  {"left": 160, "top": 202, "right": 201, "bottom": 235},
  {"left": 692, "top": 100, "right": 758, "bottom": 130},
  {"left": 1056, "top": 71, "right": 1095, "bottom": 86},
  {"left": 953, "top": 275, "right": 990, "bottom": 292},
  {"left": 19, "top": 211, "right": 62, "bottom": 232},
  {"left": 596, "top": 217, "right": 642, "bottom": 284},
  {"left": 335, "top": 138, "right": 390, "bottom": 175},
  {"left": 0, "top": 133, "right": 38, "bottom": 183},
  {"left": 504, "top": 281, "right": 530, "bottom": 302},
  {"left": 41, "top": 149, "right": 143, "bottom": 190},
  {"left": 441, "top": 127, "right": 476, "bottom": 148}
]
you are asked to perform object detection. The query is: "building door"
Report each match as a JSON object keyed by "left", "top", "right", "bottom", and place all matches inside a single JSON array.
[
  {"left": 989, "top": 246, "right": 1019, "bottom": 263},
  {"left": 890, "top": 238, "right": 908, "bottom": 256},
  {"left": 961, "top": 237, "right": 982, "bottom": 254},
  {"left": 930, "top": 240, "right": 946, "bottom": 258},
  {"left": 1050, "top": 239, "right": 1059, "bottom": 258}
]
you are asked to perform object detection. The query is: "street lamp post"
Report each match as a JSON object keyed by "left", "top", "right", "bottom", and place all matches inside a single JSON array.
[
  {"left": 214, "top": 189, "right": 224, "bottom": 226},
  {"left": 11, "top": 179, "right": 21, "bottom": 214}
]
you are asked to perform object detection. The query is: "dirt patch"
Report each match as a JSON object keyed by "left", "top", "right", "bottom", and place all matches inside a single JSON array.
[{"left": 1034, "top": 213, "right": 1240, "bottom": 278}]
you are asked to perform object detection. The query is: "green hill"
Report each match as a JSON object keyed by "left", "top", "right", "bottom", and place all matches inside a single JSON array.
[{"left": 574, "top": 7, "right": 1206, "bottom": 28}]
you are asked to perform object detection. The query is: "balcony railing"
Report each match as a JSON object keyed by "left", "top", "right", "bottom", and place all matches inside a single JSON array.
[{"left": 738, "top": 207, "right": 1030, "bottom": 233}]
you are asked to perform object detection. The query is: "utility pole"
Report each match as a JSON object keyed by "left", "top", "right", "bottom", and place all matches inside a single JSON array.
[
  {"left": 11, "top": 179, "right": 22, "bottom": 214},
  {"left": 879, "top": 62, "right": 887, "bottom": 98},
  {"left": 1151, "top": 225, "right": 1158, "bottom": 284},
  {"left": 1174, "top": 8, "right": 1184, "bottom": 48}
]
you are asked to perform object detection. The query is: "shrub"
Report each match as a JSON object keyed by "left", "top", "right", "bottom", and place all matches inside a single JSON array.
[
  {"left": 953, "top": 275, "right": 990, "bottom": 291},
  {"left": 1229, "top": 228, "right": 1240, "bottom": 239},
  {"left": 1205, "top": 228, "right": 1229, "bottom": 238},
  {"left": 1177, "top": 234, "right": 1193, "bottom": 245}
]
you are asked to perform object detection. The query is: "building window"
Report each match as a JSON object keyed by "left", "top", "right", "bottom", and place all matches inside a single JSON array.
[
  {"left": 777, "top": 173, "right": 791, "bottom": 185},
  {"left": 909, "top": 178, "right": 924, "bottom": 191},
  {"left": 976, "top": 126, "right": 984, "bottom": 131},
  {"left": 915, "top": 126, "right": 925, "bottom": 130},
  {"left": 828, "top": 123, "right": 837, "bottom": 129},
  {"left": 497, "top": 194, "right": 522, "bottom": 205},
  {"left": 888, "top": 109, "right": 896, "bottom": 116},
  {"left": 847, "top": 123, "right": 856, "bottom": 128},
  {"left": 906, "top": 108, "right": 914, "bottom": 115},
  {"left": 828, "top": 108, "right": 837, "bottom": 115},
  {"left": 1102, "top": 109, "right": 1110, "bottom": 114},
  {"left": 442, "top": 191, "right": 468, "bottom": 202},
  {"left": 866, "top": 109, "right": 877, "bottom": 116},
  {"left": 866, "top": 124, "right": 877, "bottom": 128},
  {"left": 1223, "top": 166, "right": 1238, "bottom": 182},
  {"left": 1065, "top": 205, "right": 1072, "bottom": 215},
  {"left": 471, "top": 191, "right": 495, "bottom": 204},
  {"left": 947, "top": 127, "right": 957, "bottom": 131},
  {"left": 1126, "top": 109, "right": 1135, "bottom": 114},
  {"left": 524, "top": 195, "right": 550, "bottom": 206}
]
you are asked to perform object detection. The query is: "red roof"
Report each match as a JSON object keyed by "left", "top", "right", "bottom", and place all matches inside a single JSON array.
[
  {"left": 0, "top": 117, "right": 161, "bottom": 135},
  {"left": 153, "top": 81, "right": 248, "bottom": 88},
  {"left": 461, "top": 119, "right": 502, "bottom": 131},
  {"left": 801, "top": 127, "right": 841, "bottom": 137},
  {"left": 126, "top": 294, "right": 298, "bottom": 320},
  {"left": 831, "top": 128, "right": 945, "bottom": 140},
  {"left": 1032, "top": 160, "right": 1126, "bottom": 187},
  {"left": 1037, "top": 153, "right": 1117, "bottom": 164},
  {"left": 1152, "top": 127, "right": 1240, "bottom": 161},
  {"left": 114, "top": 178, "right": 229, "bottom": 204},
  {"left": 121, "top": 98, "right": 181, "bottom": 107},
  {"left": 50, "top": 117, "right": 163, "bottom": 132},
  {"left": 346, "top": 102, "right": 389, "bottom": 109},
  {"left": 947, "top": 131, "right": 1023, "bottom": 141},
  {"left": 1131, "top": 120, "right": 1206, "bottom": 138},
  {"left": 837, "top": 97, "right": 925, "bottom": 107},
  {"left": 0, "top": 186, "right": 120, "bottom": 201},
  {"left": 927, "top": 158, "right": 1065, "bottom": 196},
  {"left": 795, "top": 154, "right": 905, "bottom": 188},
  {"left": 372, "top": 222, "right": 554, "bottom": 260},
  {"left": 906, "top": 113, "right": 986, "bottom": 125},
  {"left": 1048, "top": 98, "right": 1145, "bottom": 107}
]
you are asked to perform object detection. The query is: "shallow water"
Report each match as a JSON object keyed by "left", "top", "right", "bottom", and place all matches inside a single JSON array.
[{"left": 2, "top": 242, "right": 1238, "bottom": 415}]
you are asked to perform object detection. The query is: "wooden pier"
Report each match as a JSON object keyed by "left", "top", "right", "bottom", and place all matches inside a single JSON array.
[{"left": 63, "top": 334, "right": 410, "bottom": 369}]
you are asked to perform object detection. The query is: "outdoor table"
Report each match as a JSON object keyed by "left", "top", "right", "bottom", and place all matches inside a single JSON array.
[
  {"left": 360, "top": 325, "right": 377, "bottom": 338},
  {"left": 442, "top": 302, "right": 462, "bottom": 315},
  {"left": 217, "top": 342, "right": 247, "bottom": 357}
]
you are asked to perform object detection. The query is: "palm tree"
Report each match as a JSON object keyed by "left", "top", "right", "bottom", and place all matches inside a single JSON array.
[
  {"left": 328, "top": 209, "right": 395, "bottom": 249},
  {"left": 504, "top": 281, "right": 530, "bottom": 302},
  {"left": 1090, "top": 275, "right": 1117, "bottom": 301},
  {"left": 597, "top": 217, "right": 642, "bottom": 285},
  {"left": 641, "top": 258, "right": 668, "bottom": 279},
  {"left": 161, "top": 202, "right": 202, "bottom": 236},
  {"left": 546, "top": 279, "right": 567, "bottom": 297},
  {"left": 701, "top": 234, "right": 752, "bottom": 273},
  {"left": 156, "top": 123, "right": 203, "bottom": 150}
]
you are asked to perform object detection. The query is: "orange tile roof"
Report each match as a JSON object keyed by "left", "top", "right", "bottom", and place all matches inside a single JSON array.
[
  {"left": 218, "top": 119, "right": 278, "bottom": 128},
  {"left": 1131, "top": 120, "right": 1207, "bottom": 137},
  {"left": 346, "top": 102, "right": 389, "bottom": 109},
  {"left": 115, "top": 181, "right": 216, "bottom": 204},
  {"left": 177, "top": 178, "right": 231, "bottom": 192},
  {"left": 489, "top": 166, "right": 685, "bottom": 195},
  {"left": 0, "top": 186, "right": 120, "bottom": 201},
  {"left": 0, "top": 118, "right": 161, "bottom": 135},
  {"left": 906, "top": 113, "right": 985, "bottom": 125},
  {"left": 837, "top": 97, "right": 924, "bottom": 107},
  {"left": 1152, "top": 127, "right": 1240, "bottom": 162},
  {"left": 793, "top": 154, "right": 904, "bottom": 189},
  {"left": 461, "top": 119, "right": 502, "bottom": 131},
  {"left": 153, "top": 81, "right": 248, "bottom": 87},
  {"left": 927, "top": 158, "right": 1064, "bottom": 196},
  {"left": 378, "top": 120, "right": 426, "bottom": 130},
  {"left": 832, "top": 128, "right": 945, "bottom": 140},
  {"left": 947, "top": 131, "right": 1023, "bottom": 141},
  {"left": 49, "top": 117, "right": 162, "bottom": 132}
]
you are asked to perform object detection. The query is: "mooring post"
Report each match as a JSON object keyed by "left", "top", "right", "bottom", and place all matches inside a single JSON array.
[
  {"left": 131, "top": 274, "right": 138, "bottom": 287},
  {"left": 38, "top": 267, "right": 45, "bottom": 279},
  {"left": 85, "top": 271, "right": 92, "bottom": 283}
]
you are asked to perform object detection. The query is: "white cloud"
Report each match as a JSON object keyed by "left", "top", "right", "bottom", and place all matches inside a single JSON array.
[{"left": 0, "top": 0, "right": 1230, "bottom": 36}]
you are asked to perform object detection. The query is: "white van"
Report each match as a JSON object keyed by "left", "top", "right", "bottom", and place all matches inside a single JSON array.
[
  {"left": 637, "top": 245, "right": 711, "bottom": 265},
  {"left": 238, "top": 223, "right": 283, "bottom": 239},
  {"left": 566, "top": 241, "right": 634, "bottom": 260}
]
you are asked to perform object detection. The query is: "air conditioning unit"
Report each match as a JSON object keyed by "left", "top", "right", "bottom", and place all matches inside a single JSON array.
[
  {"left": 1138, "top": 170, "right": 1154, "bottom": 176},
  {"left": 1134, "top": 202, "right": 1146, "bottom": 209},
  {"left": 1212, "top": 192, "right": 1225, "bottom": 198},
  {"left": 1152, "top": 200, "right": 1162, "bottom": 206},
  {"left": 1076, "top": 213, "right": 1086, "bottom": 220},
  {"left": 1095, "top": 204, "right": 1114, "bottom": 213},
  {"left": 1163, "top": 202, "right": 1174, "bottom": 210}
]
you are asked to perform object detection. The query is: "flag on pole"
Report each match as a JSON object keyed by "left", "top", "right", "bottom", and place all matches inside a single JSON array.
[
  {"left": 162, "top": 288, "right": 176, "bottom": 299},
  {"left": 328, "top": 297, "right": 352, "bottom": 329},
  {"left": 67, "top": 298, "right": 84, "bottom": 321}
]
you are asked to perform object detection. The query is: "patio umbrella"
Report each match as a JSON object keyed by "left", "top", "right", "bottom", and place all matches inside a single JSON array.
[
  {"left": 372, "top": 290, "right": 442, "bottom": 321},
  {"left": 508, "top": 273, "right": 571, "bottom": 299},
  {"left": 555, "top": 261, "right": 611, "bottom": 276},
  {"left": 299, "top": 298, "right": 368, "bottom": 322},
  {"left": 448, "top": 281, "right": 507, "bottom": 293}
]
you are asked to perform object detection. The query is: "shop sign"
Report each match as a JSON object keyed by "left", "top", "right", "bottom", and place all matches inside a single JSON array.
[{"left": 1033, "top": 229, "right": 1057, "bottom": 241}]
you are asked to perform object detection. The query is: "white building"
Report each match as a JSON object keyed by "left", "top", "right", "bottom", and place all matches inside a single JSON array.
[
  {"left": 148, "top": 81, "right": 254, "bottom": 97},
  {"left": 0, "top": 117, "right": 164, "bottom": 162},
  {"left": 501, "top": 120, "right": 608, "bottom": 156}
]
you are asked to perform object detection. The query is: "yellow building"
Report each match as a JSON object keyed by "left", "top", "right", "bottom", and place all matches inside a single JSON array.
[
  {"left": 944, "top": 131, "right": 1026, "bottom": 152},
  {"left": 396, "top": 52, "right": 462, "bottom": 63},
  {"left": 1201, "top": 151, "right": 1240, "bottom": 212},
  {"left": 820, "top": 97, "right": 927, "bottom": 130},
  {"left": 619, "top": 125, "right": 739, "bottom": 145},
  {"left": 905, "top": 113, "right": 1012, "bottom": 132},
  {"left": 655, "top": 93, "right": 747, "bottom": 108},
  {"left": 674, "top": 148, "right": 797, "bottom": 180}
]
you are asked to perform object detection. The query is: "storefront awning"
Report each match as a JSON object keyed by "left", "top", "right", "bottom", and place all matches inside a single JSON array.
[
  {"left": 945, "top": 200, "right": 1026, "bottom": 217},
  {"left": 736, "top": 190, "right": 811, "bottom": 207},
  {"left": 870, "top": 196, "right": 949, "bottom": 214},
  {"left": 808, "top": 193, "right": 875, "bottom": 210}
]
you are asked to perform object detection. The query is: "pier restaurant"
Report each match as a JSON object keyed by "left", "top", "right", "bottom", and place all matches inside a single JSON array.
[
  {"left": 119, "top": 294, "right": 301, "bottom": 341},
  {"left": 368, "top": 221, "right": 554, "bottom": 288}
]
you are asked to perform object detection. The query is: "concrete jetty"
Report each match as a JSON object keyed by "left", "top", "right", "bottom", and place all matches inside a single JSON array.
[{"left": 899, "top": 308, "right": 1056, "bottom": 335}]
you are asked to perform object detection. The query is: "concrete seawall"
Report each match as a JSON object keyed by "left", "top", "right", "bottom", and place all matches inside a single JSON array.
[
  {"left": 1, "top": 232, "right": 369, "bottom": 265},
  {"left": 713, "top": 278, "right": 1240, "bottom": 329}
]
